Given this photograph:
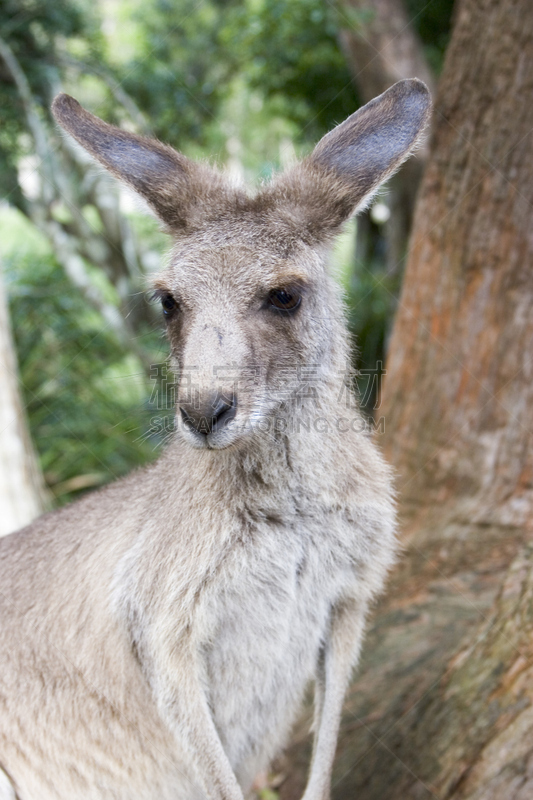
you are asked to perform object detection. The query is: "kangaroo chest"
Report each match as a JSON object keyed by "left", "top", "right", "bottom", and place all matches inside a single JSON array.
[{"left": 199, "top": 510, "right": 359, "bottom": 778}]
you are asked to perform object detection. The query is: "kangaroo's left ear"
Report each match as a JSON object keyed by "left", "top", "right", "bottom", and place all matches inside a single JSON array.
[
  {"left": 52, "top": 94, "right": 220, "bottom": 231},
  {"left": 271, "top": 79, "right": 431, "bottom": 233}
]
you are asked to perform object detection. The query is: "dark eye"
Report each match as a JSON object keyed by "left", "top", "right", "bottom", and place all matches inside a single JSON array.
[
  {"left": 268, "top": 288, "right": 301, "bottom": 312},
  {"left": 161, "top": 294, "right": 177, "bottom": 318}
]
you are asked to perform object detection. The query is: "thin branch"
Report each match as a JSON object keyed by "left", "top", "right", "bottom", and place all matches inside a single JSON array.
[
  {"left": 0, "top": 39, "right": 151, "bottom": 375},
  {"left": 0, "top": 33, "right": 56, "bottom": 200},
  {"left": 30, "top": 210, "right": 152, "bottom": 374}
]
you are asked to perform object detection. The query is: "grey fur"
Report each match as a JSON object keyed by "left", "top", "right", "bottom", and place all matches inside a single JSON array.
[{"left": 0, "top": 80, "right": 431, "bottom": 800}]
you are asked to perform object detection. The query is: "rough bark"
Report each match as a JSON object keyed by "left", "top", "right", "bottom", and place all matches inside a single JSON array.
[
  {"left": 0, "top": 261, "right": 48, "bottom": 535},
  {"left": 336, "top": 0, "right": 435, "bottom": 273},
  {"left": 384, "top": 0, "right": 533, "bottom": 523},
  {"left": 278, "top": 0, "right": 533, "bottom": 798}
]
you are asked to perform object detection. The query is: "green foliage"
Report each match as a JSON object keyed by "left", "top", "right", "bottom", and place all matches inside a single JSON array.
[
  {"left": 2, "top": 208, "right": 160, "bottom": 504},
  {"left": 111, "top": 0, "right": 232, "bottom": 149},
  {"left": 104, "top": 0, "right": 355, "bottom": 152},
  {"left": 218, "top": 0, "right": 358, "bottom": 142},
  {"left": 0, "top": 0, "right": 105, "bottom": 205}
]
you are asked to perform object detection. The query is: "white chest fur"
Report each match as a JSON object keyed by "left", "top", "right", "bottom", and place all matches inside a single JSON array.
[{"left": 198, "top": 507, "right": 368, "bottom": 785}]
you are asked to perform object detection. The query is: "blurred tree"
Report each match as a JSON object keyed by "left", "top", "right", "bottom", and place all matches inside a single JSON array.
[
  {"left": 3, "top": 213, "right": 160, "bottom": 505},
  {"left": 338, "top": 0, "right": 435, "bottom": 104},
  {"left": 0, "top": 0, "right": 101, "bottom": 206},
  {"left": 277, "top": 0, "right": 533, "bottom": 797},
  {"left": 217, "top": 0, "right": 357, "bottom": 143},
  {"left": 0, "top": 256, "right": 47, "bottom": 533},
  {"left": 116, "top": 0, "right": 230, "bottom": 151},
  {"left": 337, "top": 0, "right": 436, "bottom": 276},
  {"left": 0, "top": 0, "right": 156, "bottom": 359}
]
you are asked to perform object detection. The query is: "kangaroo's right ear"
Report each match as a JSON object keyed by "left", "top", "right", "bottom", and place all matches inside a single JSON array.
[
  {"left": 270, "top": 79, "right": 432, "bottom": 235},
  {"left": 52, "top": 94, "right": 205, "bottom": 230}
]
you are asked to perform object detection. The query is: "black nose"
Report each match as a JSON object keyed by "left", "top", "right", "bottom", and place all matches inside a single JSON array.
[{"left": 179, "top": 393, "right": 237, "bottom": 436}]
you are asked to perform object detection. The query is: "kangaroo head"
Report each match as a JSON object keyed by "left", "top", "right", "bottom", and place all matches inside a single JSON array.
[{"left": 52, "top": 80, "right": 430, "bottom": 451}]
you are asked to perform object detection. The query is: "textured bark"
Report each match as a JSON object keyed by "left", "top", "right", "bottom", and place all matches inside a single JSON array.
[
  {"left": 0, "top": 261, "right": 48, "bottom": 535},
  {"left": 384, "top": 0, "right": 533, "bottom": 522},
  {"left": 278, "top": 1, "right": 533, "bottom": 798}
]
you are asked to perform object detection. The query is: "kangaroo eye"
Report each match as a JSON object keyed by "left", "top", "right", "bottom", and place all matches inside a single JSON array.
[
  {"left": 268, "top": 289, "right": 301, "bottom": 312},
  {"left": 161, "top": 294, "right": 177, "bottom": 317}
]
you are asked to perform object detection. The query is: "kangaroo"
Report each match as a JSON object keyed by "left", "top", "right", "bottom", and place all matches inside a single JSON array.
[{"left": 0, "top": 79, "right": 430, "bottom": 800}]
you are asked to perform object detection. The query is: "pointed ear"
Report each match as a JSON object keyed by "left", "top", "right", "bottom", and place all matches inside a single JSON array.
[
  {"left": 52, "top": 94, "right": 203, "bottom": 230},
  {"left": 273, "top": 79, "right": 431, "bottom": 232}
]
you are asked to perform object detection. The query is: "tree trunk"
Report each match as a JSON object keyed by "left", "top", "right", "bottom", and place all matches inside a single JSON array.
[
  {"left": 337, "top": 0, "right": 435, "bottom": 274},
  {"left": 337, "top": 0, "right": 435, "bottom": 104},
  {"left": 278, "top": 0, "right": 533, "bottom": 797},
  {"left": 0, "top": 261, "right": 48, "bottom": 535}
]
